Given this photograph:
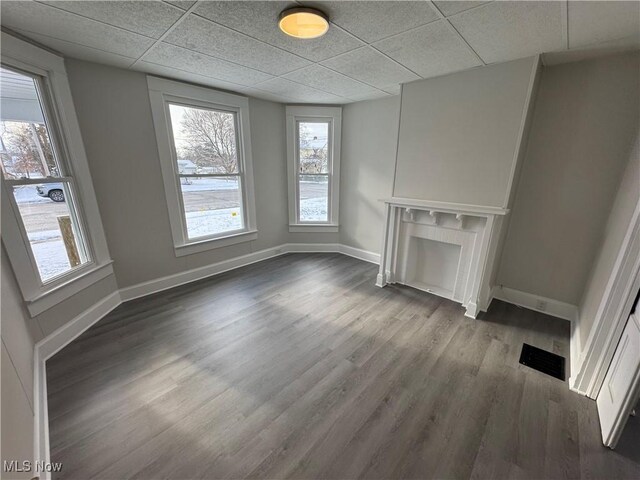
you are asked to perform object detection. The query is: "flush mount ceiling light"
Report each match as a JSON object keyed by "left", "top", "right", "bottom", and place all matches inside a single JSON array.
[{"left": 279, "top": 7, "right": 329, "bottom": 39}]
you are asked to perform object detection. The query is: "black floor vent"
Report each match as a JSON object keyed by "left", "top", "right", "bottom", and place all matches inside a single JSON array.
[{"left": 519, "top": 343, "right": 565, "bottom": 381}]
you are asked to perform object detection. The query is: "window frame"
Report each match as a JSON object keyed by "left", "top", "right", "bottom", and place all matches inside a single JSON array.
[
  {"left": 147, "top": 76, "right": 257, "bottom": 256},
  {"left": 286, "top": 106, "right": 341, "bottom": 233},
  {"left": 1, "top": 32, "right": 113, "bottom": 316}
]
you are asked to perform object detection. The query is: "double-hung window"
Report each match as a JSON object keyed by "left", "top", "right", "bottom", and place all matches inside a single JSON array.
[
  {"left": 1, "top": 32, "right": 113, "bottom": 315},
  {"left": 286, "top": 106, "right": 341, "bottom": 232},
  {"left": 147, "top": 77, "right": 257, "bottom": 256}
]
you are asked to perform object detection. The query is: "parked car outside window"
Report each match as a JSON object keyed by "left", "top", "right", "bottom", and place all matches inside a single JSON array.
[{"left": 36, "top": 183, "right": 65, "bottom": 202}]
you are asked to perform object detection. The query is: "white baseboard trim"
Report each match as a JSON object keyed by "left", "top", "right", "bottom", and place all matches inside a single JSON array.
[
  {"left": 120, "top": 245, "right": 289, "bottom": 302},
  {"left": 33, "top": 290, "right": 121, "bottom": 478},
  {"left": 492, "top": 286, "right": 578, "bottom": 322},
  {"left": 284, "top": 242, "right": 340, "bottom": 253},
  {"left": 339, "top": 244, "right": 380, "bottom": 264},
  {"left": 120, "top": 243, "right": 380, "bottom": 302}
]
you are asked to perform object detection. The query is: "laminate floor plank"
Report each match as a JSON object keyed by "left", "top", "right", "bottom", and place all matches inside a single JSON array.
[{"left": 46, "top": 254, "right": 640, "bottom": 479}]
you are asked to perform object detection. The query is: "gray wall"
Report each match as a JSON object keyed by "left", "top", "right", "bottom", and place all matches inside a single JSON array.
[
  {"left": 579, "top": 133, "right": 640, "bottom": 347},
  {"left": 497, "top": 52, "right": 640, "bottom": 305},
  {"left": 339, "top": 95, "right": 400, "bottom": 254},
  {"left": 1, "top": 248, "right": 35, "bottom": 478},
  {"left": 393, "top": 56, "right": 536, "bottom": 208},
  {"left": 65, "top": 59, "right": 290, "bottom": 289}
]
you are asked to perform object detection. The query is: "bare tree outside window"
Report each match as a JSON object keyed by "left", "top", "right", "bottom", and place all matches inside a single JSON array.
[
  {"left": 168, "top": 103, "right": 245, "bottom": 239},
  {"left": 299, "top": 122, "right": 328, "bottom": 174},
  {"left": 0, "top": 121, "right": 57, "bottom": 178},
  {"left": 178, "top": 108, "right": 238, "bottom": 174}
]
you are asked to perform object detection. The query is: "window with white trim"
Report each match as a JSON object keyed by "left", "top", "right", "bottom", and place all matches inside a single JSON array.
[
  {"left": 1, "top": 32, "right": 113, "bottom": 316},
  {"left": 1, "top": 66, "right": 90, "bottom": 281},
  {"left": 286, "top": 106, "right": 341, "bottom": 232},
  {"left": 147, "top": 77, "right": 257, "bottom": 256}
]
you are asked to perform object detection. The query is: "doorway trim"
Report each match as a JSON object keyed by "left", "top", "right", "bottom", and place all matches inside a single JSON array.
[{"left": 570, "top": 198, "right": 640, "bottom": 399}]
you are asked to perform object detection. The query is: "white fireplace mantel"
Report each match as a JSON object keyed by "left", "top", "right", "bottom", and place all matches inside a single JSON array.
[
  {"left": 382, "top": 197, "right": 509, "bottom": 217},
  {"left": 376, "top": 198, "right": 508, "bottom": 318}
]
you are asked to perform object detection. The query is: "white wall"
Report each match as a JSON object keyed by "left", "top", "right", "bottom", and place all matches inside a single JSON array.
[
  {"left": 497, "top": 52, "right": 640, "bottom": 306},
  {"left": 579, "top": 133, "right": 640, "bottom": 348},
  {"left": 65, "top": 59, "right": 291, "bottom": 289},
  {"left": 393, "top": 56, "right": 536, "bottom": 208},
  {"left": 340, "top": 95, "right": 400, "bottom": 254}
]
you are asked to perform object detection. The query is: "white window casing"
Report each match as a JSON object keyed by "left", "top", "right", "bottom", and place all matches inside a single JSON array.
[
  {"left": 286, "top": 106, "right": 341, "bottom": 232},
  {"left": 147, "top": 76, "right": 258, "bottom": 257},
  {"left": 1, "top": 32, "right": 113, "bottom": 317}
]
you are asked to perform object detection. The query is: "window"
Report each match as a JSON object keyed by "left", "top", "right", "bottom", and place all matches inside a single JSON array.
[
  {"left": 148, "top": 77, "right": 257, "bottom": 256},
  {"left": 1, "top": 66, "right": 90, "bottom": 282},
  {"left": 286, "top": 106, "right": 341, "bottom": 232},
  {"left": 1, "top": 32, "right": 113, "bottom": 315}
]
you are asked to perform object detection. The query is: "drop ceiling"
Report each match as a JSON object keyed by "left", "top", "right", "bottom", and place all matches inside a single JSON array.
[{"left": 1, "top": 1, "right": 639, "bottom": 104}]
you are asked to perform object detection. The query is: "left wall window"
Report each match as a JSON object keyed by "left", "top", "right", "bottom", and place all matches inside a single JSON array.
[
  {"left": 1, "top": 66, "right": 90, "bottom": 282},
  {"left": 1, "top": 32, "right": 113, "bottom": 316}
]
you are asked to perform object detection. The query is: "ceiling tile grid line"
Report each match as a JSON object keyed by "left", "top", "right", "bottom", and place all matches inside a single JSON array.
[
  {"left": 437, "top": 1, "right": 495, "bottom": 19},
  {"left": 2, "top": 0, "right": 639, "bottom": 105},
  {"left": 151, "top": 2, "right": 409, "bottom": 100},
  {"left": 140, "top": 57, "right": 266, "bottom": 90},
  {"left": 251, "top": 77, "right": 353, "bottom": 103},
  {"left": 130, "top": 1, "right": 202, "bottom": 68},
  {"left": 34, "top": 0, "right": 183, "bottom": 41},
  {"left": 268, "top": 68, "right": 383, "bottom": 101},
  {"left": 427, "top": 1, "right": 486, "bottom": 66},
  {"left": 328, "top": 22, "right": 428, "bottom": 79},
  {"left": 0, "top": 0, "right": 505, "bottom": 102},
  {"left": 186, "top": 11, "right": 318, "bottom": 65},
  {"left": 7, "top": 26, "right": 139, "bottom": 63},
  {"left": 298, "top": 60, "right": 394, "bottom": 97}
]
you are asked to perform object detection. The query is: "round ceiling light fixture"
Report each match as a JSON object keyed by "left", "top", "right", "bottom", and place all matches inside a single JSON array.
[{"left": 278, "top": 7, "right": 329, "bottom": 39}]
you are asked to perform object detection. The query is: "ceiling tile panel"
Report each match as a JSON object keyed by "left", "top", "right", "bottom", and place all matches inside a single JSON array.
[
  {"left": 134, "top": 61, "right": 246, "bottom": 93},
  {"left": 40, "top": 0, "right": 184, "bottom": 39},
  {"left": 450, "top": 1, "right": 564, "bottom": 64},
  {"left": 321, "top": 46, "right": 420, "bottom": 89},
  {"left": 433, "top": 1, "right": 492, "bottom": 17},
  {"left": 193, "top": 1, "right": 364, "bottom": 62},
  {"left": 238, "top": 87, "right": 299, "bottom": 104},
  {"left": 143, "top": 43, "right": 273, "bottom": 86},
  {"left": 254, "top": 77, "right": 346, "bottom": 103},
  {"left": 0, "top": 1, "right": 154, "bottom": 58},
  {"left": 12, "top": 29, "right": 138, "bottom": 68},
  {"left": 568, "top": 1, "right": 640, "bottom": 49},
  {"left": 164, "top": 13, "right": 311, "bottom": 76},
  {"left": 307, "top": 1, "right": 440, "bottom": 43},
  {"left": 374, "top": 21, "right": 481, "bottom": 78},
  {"left": 347, "top": 90, "right": 390, "bottom": 102},
  {"left": 282, "top": 64, "right": 380, "bottom": 98}
]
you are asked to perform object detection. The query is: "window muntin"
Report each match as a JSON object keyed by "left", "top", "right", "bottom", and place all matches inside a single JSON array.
[
  {"left": 296, "top": 120, "right": 331, "bottom": 223},
  {"left": 1, "top": 66, "right": 91, "bottom": 283}
]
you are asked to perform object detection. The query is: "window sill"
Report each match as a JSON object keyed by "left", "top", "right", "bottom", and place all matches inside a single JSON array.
[
  {"left": 26, "top": 261, "right": 115, "bottom": 317},
  {"left": 175, "top": 230, "right": 258, "bottom": 257},
  {"left": 289, "top": 224, "right": 339, "bottom": 233}
]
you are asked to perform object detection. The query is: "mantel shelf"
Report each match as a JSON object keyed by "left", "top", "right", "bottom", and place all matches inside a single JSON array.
[{"left": 381, "top": 197, "right": 509, "bottom": 217}]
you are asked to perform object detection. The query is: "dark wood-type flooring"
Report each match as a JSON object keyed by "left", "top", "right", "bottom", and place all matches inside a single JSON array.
[{"left": 47, "top": 254, "right": 640, "bottom": 479}]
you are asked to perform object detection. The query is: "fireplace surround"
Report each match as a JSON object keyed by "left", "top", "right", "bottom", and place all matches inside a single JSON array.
[{"left": 376, "top": 198, "right": 509, "bottom": 318}]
